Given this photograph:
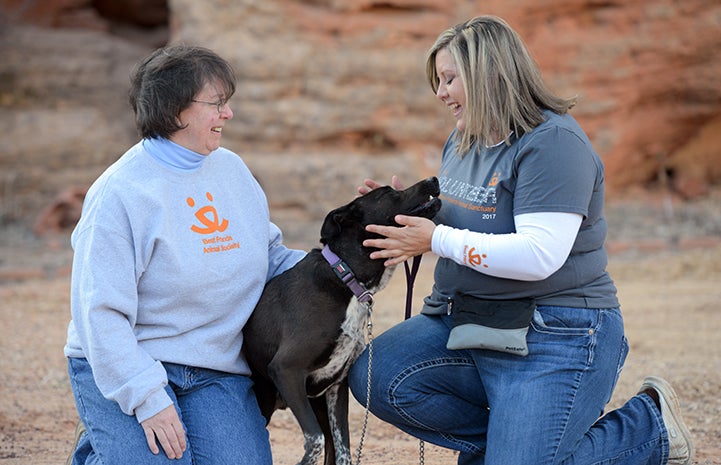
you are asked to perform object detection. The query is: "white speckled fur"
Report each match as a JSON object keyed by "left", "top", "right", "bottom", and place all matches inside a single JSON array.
[
  {"left": 309, "top": 266, "right": 395, "bottom": 389},
  {"left": 305, "top": 266, "right": 395, "bottom": 464}
]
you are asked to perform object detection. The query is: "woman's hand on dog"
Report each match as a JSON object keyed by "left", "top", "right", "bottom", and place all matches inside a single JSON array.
[
  {"left": 364, "top": 214, "right": 436, "bottom": 267},
  {"left": 357, "top": 175, "right": 404, "bottom": 196},
  {"left": 360, "top": 175, "right": 435, "bottom": 267}
]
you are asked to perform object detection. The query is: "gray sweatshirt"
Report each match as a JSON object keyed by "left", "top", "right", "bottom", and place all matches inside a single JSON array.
[{"left": 64, "top": 138, "right": 305, "bottom": 422}]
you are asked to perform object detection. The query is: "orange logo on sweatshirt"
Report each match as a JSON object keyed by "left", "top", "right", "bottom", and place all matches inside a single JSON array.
[{"left": 187, "top": 192, "right": 229, "bottom": 234}]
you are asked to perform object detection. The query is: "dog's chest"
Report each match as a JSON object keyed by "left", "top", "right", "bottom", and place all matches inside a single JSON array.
[
  {"left": 308, "top": 266, "right": 395, "bottom": 394},
  {"left": 309, "top": 299, "right": 368, "bottom": 388}
]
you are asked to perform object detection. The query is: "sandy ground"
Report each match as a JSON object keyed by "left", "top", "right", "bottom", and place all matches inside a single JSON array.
[{"left": 2, "top": 194, "right": 721, "bottom": 464}]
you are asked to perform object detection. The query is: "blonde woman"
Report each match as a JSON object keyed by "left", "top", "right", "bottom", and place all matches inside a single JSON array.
[{"left": 350, "top": 16, "right": 693, "bottom": 465}]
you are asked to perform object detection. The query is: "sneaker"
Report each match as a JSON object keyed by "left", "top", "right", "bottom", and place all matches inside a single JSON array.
[
  {"left": 638, "top": 376, "right": 694, "bottom": 464},
  {"left": 65, "top": 420, "right": 86, "bottom": 465}
]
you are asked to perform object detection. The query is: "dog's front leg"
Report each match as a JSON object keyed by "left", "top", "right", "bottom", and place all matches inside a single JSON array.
[
  {"left": 309, "top": 395, "right": 336, "bottom": 465},
  {"left": 269, "top": 364, "right": 325, "bottom": 465},
  {"left": 324, "top": 381, "right": 352, "bottom": 465}
]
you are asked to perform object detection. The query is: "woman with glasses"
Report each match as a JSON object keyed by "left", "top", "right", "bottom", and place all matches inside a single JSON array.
[
  {"left": 64, "top": 45, "right": 305, "bottom": 464},
  {"left": 349, "top": 16, "right": 693, "bottom": 465}
]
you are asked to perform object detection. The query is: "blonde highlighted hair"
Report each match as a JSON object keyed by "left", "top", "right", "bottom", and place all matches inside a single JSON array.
[{"left": 426, "top": 15, "right": 577, "bottom": 155}]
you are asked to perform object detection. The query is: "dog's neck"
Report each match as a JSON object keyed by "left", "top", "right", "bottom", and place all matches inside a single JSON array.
[{"left": 321, "top": 245, "right": 374, "bottom": 303}]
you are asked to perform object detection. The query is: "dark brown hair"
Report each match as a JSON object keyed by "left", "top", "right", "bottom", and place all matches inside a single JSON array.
[{"left": 129, "top": 44, "right": 236, "bottom": 139}]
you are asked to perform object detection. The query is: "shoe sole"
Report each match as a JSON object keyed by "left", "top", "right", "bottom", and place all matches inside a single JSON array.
[{"left": 642, "top": 376, "right": 695, "bottom": 464}]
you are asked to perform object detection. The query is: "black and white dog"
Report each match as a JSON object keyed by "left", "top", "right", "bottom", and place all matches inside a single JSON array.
[{"left": 243, "top": 177, "right": 441, "bottom": 465}]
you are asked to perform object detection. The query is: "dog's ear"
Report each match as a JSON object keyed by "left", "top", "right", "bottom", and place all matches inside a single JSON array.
[
  {"left": 320, "top": 205, "right": 347, "bottom": 240},
  {"left": 320, "top": 203, "right": 361, "bottom": 241}
]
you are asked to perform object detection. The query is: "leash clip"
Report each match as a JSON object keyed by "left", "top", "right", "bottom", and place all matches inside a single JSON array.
[{"left": 358, "top": 290, "right": 374, "bottom": 305}]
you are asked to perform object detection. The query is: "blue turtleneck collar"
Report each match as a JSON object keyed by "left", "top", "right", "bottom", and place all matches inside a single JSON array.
[{"left": 143, "top": 137, "right": 208, "bottom": 171}]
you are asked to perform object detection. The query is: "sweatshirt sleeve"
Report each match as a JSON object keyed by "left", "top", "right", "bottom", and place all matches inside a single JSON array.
[
  {"left": 70, "top": 223, "right": 172, "bottom": 423},
  {"left": 266, "top": 221, "right": 306, "bottom": 281}
]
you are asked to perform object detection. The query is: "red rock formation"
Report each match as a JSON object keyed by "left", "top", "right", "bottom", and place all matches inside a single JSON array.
[
  {"left": 1, "top": 0, "right": 720, "bottom": 233},
  {"left": 0, "top": 0, "right": 107, "bottom": 29},
  {"left": 32, "top": 186, "right": 86, "bottom": 236},
  {"left": 92, "top": 0, "right": 167, "bottom": 28},
  {"left": 168, "top": 0, "right": 721, "bottom": 197}
]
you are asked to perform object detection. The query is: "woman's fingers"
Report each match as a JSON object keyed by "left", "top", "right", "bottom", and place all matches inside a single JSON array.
[
  {"left": 357, "top": 176, "right": 405, "bottom": 196},
  {"left": 141, "top": 405, "right": 187, "bottom": 459}
]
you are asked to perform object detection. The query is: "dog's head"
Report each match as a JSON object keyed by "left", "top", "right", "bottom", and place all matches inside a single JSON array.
[{"left": 319, "top": 177, "right": 441, "bottom": 274}]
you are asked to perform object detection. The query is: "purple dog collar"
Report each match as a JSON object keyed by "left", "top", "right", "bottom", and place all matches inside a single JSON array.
[{"left": 321, "top": 245, "right": 374, "bottom": 303}]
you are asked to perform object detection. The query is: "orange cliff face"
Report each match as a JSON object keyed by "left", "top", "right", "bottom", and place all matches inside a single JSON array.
[{"left": 1, "top": 0, "right": 720, "bottom": 232}]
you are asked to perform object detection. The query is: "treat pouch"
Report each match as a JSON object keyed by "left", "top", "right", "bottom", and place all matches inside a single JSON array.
[{"left": 446, "top": 293, "right": 536, "bottom": 356}]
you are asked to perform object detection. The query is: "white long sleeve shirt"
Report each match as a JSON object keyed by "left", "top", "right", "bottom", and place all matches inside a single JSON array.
[{"left": 432, "top": 212, "right": 583, "bottom": 281}]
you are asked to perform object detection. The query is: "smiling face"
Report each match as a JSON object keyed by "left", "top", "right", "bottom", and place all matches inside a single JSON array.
[
  {"left": 434, "top": 47, "right": 467, "bottom": 132},
  {"left": 170, "top": 82, "right": 233, "bottom": 155}
]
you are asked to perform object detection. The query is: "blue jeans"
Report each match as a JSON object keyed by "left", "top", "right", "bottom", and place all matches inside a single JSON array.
[
  {"left": 68, "top": 357, "right": 271, "bottom": 465},
  {"left": 349, "top": 306, "right": 670, "bottom": 464}
]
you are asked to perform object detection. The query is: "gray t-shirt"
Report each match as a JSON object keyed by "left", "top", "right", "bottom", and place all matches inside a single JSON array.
[{"left": 423, "top": 111, "right": 619, "bottom": 311}]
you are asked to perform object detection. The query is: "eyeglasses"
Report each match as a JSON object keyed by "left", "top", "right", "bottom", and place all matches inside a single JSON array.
[{"left": 191, "top": 99, "right": 229, "bottom": 113}]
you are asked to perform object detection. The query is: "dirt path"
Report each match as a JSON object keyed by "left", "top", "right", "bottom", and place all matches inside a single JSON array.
[{"left": 1, "top": 221, "right": 720, "bottom": 464}]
